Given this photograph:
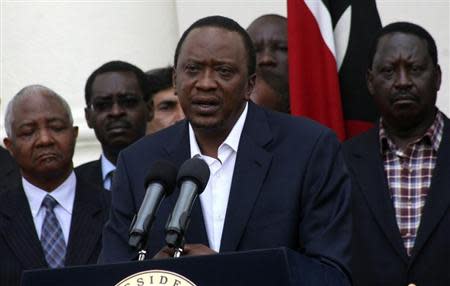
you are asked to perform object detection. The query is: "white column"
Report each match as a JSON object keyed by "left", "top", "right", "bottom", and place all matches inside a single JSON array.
[{"left": 174, "top": 0, "right": 286, "bottom": 33}]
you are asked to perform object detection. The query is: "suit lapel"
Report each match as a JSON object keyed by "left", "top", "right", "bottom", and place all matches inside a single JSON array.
[
  {"left": 165, "top": 122, "right": 209, "bottom": 246},
  {"left": 65, "top": 179, "right": 104, "bottom": 265},
  {"left": 0, "top": 148, "right": 21, "bottom": 192},
  {"left": 349, "top": 129, "right": 408, "bottom": 262},
  {"left": 92, "top": 159, "right": 103, "bottom": 188},
  {"left": 412, "top": 117, "right": 450, "bottom": 260},
  {"left": 0, "top": 183, "right": 47, "bottom": 268},
  {"left": 220, "top": 103, "right": 273, "bottom": 252},
  {"left": 75, "top": 159, "right": 102, "bottom": 187}
]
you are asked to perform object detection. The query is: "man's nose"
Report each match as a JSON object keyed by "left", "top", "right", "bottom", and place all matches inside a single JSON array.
[
  {"left": 394, "top": 68, "right": 413, "bottom": 90},
  {"left": 196, "top": 70, "right": 218, "bottom": 90},
  {"left": 109, "top": 101, "right": 127, "bottom": 116},
  {"left": 258, "top": 48, "right": 276, "bottom": 66},
  {"left": 36, "top": 128, "right": 55, "bottom": 146}
]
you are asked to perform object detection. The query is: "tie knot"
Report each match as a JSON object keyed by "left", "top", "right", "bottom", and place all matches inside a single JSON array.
[{"left": 42, "top": 195, "right": 58, "bottom": 210}]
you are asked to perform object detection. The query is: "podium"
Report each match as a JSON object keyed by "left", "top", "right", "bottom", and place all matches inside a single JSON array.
[{"left": 21, "top": 248, "right": 348, "bottom": 286}]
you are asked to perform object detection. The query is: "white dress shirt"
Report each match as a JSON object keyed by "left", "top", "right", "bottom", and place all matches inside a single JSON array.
[
  {"left": 101, "top": 154, "right": 116, "bottom": 190},
  {"left": 22, "top": 171, "right": 76, "bottom": 244},
  {"left": 189, "top": 103, "right": 248, "bottom": 252}
]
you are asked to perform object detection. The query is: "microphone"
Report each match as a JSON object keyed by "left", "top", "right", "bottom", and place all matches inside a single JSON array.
[
  {"left": 128, "top": 160, "right": 177, "bottom": 252},
  {"left": 165, "top": 158, "right": 210, "bottom": 254}
]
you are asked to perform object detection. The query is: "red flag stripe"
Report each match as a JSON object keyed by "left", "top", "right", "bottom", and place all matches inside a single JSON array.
[
  {"left": 304, "top": 0, "right": 337, "bottom": 61},
  {"left": 288, "top": 0, "right": 346, "bottom": 140}
]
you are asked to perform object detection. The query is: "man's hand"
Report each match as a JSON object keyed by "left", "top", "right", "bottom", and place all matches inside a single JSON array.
[{"left": 153, "top": 244, "right": 217, "bottom": 259}]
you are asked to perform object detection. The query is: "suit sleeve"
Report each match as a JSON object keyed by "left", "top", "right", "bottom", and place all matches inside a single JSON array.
[
  {"left": 298, "top": 129, "right": 352, "bottom": 285},
  {"left": 98, "top": 152, "right": 138, "bottom": 263}
]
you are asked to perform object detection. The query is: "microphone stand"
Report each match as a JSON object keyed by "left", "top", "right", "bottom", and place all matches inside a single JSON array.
[
  {"left": 138, "top": 249, "right": 147, "bottom": 261},
  {"left": 173, "top": 247, "right": 183, "bottom": 258}
]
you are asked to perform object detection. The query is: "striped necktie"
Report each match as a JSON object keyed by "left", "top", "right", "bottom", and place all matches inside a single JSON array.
[{"left": 40, "top": 195, "right": 66, "bottom": 268}]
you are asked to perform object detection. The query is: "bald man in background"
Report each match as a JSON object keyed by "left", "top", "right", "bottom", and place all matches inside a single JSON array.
[{"left": 247, "top": 14, "right": 290, "bottom": 113}]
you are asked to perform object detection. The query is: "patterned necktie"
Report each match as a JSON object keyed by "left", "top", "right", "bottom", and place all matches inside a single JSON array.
[
  {"left": 40, "top": 195, "right": 66, "bottom": 268},
  {"left": 107, "top": 170, "right": 115, "bottom": 190},
  {"left": 109, "top": 170, "right": 115, "bottom": 182}
]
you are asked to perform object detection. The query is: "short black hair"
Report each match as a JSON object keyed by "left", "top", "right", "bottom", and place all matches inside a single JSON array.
[
  {"left": 146, "top": 66, "right": 173, "bottom": 100},
  {"left": 84, "top": 60, "right": 151, "bottom": 106},
  {"left": 174, "top": 15, "right": 256, "bottom": 76},
  {"left": 368, "top": 22, "right": 438, "bottom": 69}
]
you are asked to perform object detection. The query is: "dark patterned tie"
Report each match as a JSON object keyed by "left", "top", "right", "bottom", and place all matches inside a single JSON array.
[
  {"left": 109, "top": 170, "right": 115, "bottom": 182},
  {"left": 108, "top": 170, "right": 115, "bottom": 189},
  {"left": 40, "top": 195, "right": 66, "bottom": 268}
]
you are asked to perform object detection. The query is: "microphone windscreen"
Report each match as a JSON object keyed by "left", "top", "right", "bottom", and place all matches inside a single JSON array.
[
  {"left": 144, "top": 160, "right": 178, "bottom": 195},
  {"left": 176, "top": 158, "right": 210, "bottom": 193}
]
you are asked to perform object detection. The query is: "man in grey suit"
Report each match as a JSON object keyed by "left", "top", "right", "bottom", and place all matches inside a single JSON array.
[{"left": 0, "top": 85, "right": 110, "bottom": 286}]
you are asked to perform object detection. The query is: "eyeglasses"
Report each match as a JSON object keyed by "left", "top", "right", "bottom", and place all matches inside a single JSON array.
[{"left": 89, "top": 94, "right": 143, "bottom": 112}]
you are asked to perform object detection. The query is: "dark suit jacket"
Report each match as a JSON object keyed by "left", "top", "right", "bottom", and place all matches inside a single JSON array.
[
  {"left": 101, "top": 102, "right": 351, "bottom": 284},
  {"left": 0, "top": 147, "right": 20, "bottom": 192},
  {"left": 0, "top": 174, "right": 111, "bottom": 286},
  {"left": 75, "top": 159, "right": 103, "bottom": 190},
  {"left": 343, "top": 118, "right": 450, "bottom": 286}
]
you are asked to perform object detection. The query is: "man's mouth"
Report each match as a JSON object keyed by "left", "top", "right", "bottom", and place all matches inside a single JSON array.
[
  {"left": 391, "top": 94, "right": 418, "bottom": 106},
  {"left": 191, "top": 98, "right": 220, "bottom": 114},
  {"left": 108, "top": 127, "right": 127, "bottom": 133},
  {"left": 106, "top": 121, "right": 131, "bottom": 133},
  {"left": 36, "top": 153, "right": 59, "bottom": 162}
]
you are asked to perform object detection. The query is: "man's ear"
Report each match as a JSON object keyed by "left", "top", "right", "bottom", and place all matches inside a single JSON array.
[
  {"left": 3, "top": 137, "right": 14, "bottom": 157},
  {"left": 172, "top": 67, "right": 177, "bottom": 95},
  {"left": 73, "top": 126, "right": 79, "bottom": 139},
  {"left": 84, "top": 107, "right": 93, "bottom": 129},
  {"left": 245, "top": 73, "right": 256, "bottom": 100},
  {"left": 435, "top": 64, "right": 442, "bottom": 92}
]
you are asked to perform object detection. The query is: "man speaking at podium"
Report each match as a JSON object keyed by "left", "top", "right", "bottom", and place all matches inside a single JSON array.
[{"left": 101, "top": 16, "right": 351, "bottom": 285}]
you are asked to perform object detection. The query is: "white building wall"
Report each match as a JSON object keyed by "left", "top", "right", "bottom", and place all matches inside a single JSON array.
[
  {"left": 174, "top": 0, "right": 286, "bottom": 32},
  {"left": 1, "top": 0, "right": 180, "bottom": 165},
  {"left": 1, "top": 0, "right": 448, "bottom": 165}
]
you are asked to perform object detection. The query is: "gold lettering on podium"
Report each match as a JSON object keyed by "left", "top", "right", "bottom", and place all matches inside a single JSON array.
[{"left": 115, "top": 270, "right": 196, "bottom": 286}]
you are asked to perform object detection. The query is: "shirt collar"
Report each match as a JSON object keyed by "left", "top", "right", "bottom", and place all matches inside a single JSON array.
[
  {"left": 101, "top": 154, "right": 116, "bottom": 181},
  {"left": 189, "top": 102, "right": 248, "bottom": 159},
  {"left": 379, "top": 110, "right": 444, "bottom": 153},
  {"left": 23, "top": 171, "right": 76, "bottom": 217}
]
